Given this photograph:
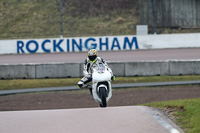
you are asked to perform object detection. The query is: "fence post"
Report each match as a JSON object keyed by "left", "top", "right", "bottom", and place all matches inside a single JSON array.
[
  {"left": 60, "top": 0, "right": 63, "bottom": 38},
  {"left": 152, "top": 0, "right": 157, "bottom": 34}
]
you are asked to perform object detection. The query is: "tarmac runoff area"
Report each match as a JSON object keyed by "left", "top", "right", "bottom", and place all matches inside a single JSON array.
[{"left": 0, "top": 106, "right": 183, "bottom": 133}]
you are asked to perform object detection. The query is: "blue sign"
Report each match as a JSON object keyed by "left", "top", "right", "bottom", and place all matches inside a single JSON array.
[{"left": 17, "top": 36, "right": 139, "bottom": 54}]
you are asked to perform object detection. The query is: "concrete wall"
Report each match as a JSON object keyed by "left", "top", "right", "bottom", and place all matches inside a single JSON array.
[
  {"left": 0, "top": 64, "right": 35, "bottom": 79},
  {"left": 124, "top": 61, "right": 169, "bottom": 76},
  {"left": 35, "top": 63, "right": 80, "bottom": 78},
  {"left": 0, "top": 60, "right": 200, "bottom": 79},
  {"left": 1, "top": 33, "right": 200, "bottom": 54},
  {"left": 109, "top": 62, "right": 125, "bottom": 77},
  {"left": 169, "top": 60, "right": 200, "bottom": 75}
]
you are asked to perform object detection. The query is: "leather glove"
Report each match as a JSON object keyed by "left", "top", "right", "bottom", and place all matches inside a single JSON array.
[{"left": 111, "top": 75, "right": 116, "bottom": 81}]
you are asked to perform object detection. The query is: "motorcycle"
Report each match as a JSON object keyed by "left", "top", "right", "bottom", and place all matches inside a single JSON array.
[{"left": 86, "top": 63, "right": 113, "bottom": 108}]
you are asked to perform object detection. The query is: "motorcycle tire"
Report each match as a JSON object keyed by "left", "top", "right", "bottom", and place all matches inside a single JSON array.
[{"left": 99, "top": 87, "right": 107, "bottom": 107}]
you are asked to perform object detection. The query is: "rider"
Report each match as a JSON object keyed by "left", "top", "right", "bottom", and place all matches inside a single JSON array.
[{"left": 77, "top": 49, "right": 115, "bottom": 93}]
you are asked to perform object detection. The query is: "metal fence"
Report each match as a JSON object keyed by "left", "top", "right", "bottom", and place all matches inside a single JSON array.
[{"left": 140, "top": 0, "right": 200, "bottom": 34}]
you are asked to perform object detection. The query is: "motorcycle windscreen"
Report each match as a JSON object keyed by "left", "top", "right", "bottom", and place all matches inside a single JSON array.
[{"left": 97, "top": 64, "right": 105, "bottom": 74}]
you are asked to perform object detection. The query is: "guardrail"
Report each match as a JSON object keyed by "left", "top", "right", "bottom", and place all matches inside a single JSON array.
[{"left": 1, "top": 60, "right": 200, "bottom": 79}]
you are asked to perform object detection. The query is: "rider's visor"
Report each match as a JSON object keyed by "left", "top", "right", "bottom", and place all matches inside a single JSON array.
[{"left": 89, "top": 55, "right": 97, "bottom": 61}]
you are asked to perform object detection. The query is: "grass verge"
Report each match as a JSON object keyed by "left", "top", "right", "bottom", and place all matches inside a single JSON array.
[
  {"left": 144, "top": 98, "right": 200, "bottom": 133},
  {"left": 0, "top": 75, "right": 200, "bottom": 90}
]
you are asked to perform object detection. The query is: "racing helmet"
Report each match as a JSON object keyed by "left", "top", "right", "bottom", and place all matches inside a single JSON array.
[{"left": 88, "top": 49, "right": 98, "bottom": 62}]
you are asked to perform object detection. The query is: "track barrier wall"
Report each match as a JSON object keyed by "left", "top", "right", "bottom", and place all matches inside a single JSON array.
[
  {"left": 1, "top": 33, "right": 200, "bottom": 54},
  {"left": 0, "top": 60, "right": 200, "bottom": 79},
  {"left": 1, "top": 33, "right": 199, "bottom": 79}
]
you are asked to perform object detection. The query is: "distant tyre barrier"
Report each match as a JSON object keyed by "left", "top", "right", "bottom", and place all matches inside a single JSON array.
[{"left": 0, "top": 60, "right": 200, "bottom": 79}]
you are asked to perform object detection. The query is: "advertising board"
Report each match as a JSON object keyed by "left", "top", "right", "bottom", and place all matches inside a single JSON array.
[{"left": 0, "top": 33, "right": 200, "bottom": 54}]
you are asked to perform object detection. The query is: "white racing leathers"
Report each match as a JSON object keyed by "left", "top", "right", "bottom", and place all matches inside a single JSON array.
[{"left": 77, "top": 57, "right": 113, "bottom": 88}]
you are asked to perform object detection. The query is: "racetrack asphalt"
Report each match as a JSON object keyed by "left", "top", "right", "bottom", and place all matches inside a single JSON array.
[
  {"left": 1, "top": 80, "right": 200, "bottom": 95},
  {"left": 0, "top": 106, "right": 184, "bottom": 133},
  {"left": 0, "top": 48, "right": 200, "bottom": 64}
]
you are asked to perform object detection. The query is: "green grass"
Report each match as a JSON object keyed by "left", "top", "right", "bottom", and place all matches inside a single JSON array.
[
  {"left": 1, "top": 0, "right": 199, "bottom": 39},
  {"left": 116, "top": 75, "right": 200, "bottom": 84},
  {"left": 0, "top": 75, "right": 200, "bottom": 90},
  {"left": 0, "top": 0, "right": 139, "bottom": 39},
  {"left": 144, "top": 98, "right": 200, "bottom": 133}
]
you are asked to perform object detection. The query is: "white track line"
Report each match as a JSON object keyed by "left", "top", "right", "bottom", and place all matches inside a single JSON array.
[{"left": 138, "top": 106, "right": 181, "bottom": 133}]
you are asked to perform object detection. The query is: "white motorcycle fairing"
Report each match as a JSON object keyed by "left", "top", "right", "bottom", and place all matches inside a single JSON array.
[{"left": 91, "top": 64, "right": 112, "bottom": 107}]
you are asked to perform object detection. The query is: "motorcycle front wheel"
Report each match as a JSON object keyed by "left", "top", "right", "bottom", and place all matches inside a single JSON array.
[{"left": 99, "top": 87, "right": 107, "bottom": 107}]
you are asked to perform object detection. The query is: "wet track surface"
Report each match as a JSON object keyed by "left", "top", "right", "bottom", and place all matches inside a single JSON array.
[{"left": 0, "top": 48, "right": 200, "bottom": 64}]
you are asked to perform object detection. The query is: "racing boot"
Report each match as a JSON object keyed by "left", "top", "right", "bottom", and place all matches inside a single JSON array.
[
  {"left": 86, "top": 85, "right": 93, "bottom": 95},
  {"left": 77, "top": 81, "right": 84, "bottom": 88}
]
